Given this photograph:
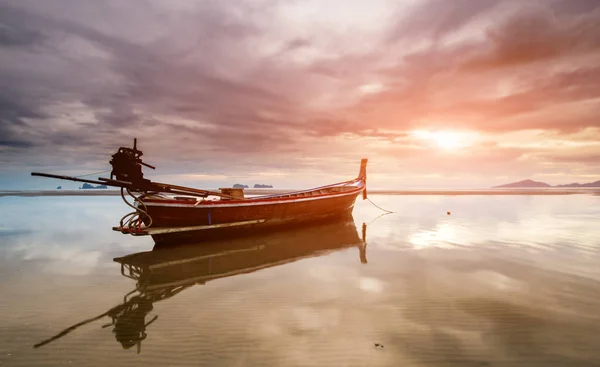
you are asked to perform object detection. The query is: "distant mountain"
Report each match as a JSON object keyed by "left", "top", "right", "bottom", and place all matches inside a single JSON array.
[
  {"left": 584, "top": 181, "right": 600, "bottom": 187},
  {"left": 493, "top": 179, "right": 551, "bottom": 188},
  {"left": 556, "top": 180, "right": 600, "bottom": 188},
  {"left": 254, "top": 184, "right": 273, "bottom": 188},
  {"left": 232, "top": 184, "right": 248, "bottom": 188},
  {"left": 494, "top": 179, "right": 600, "bottom": 188}
]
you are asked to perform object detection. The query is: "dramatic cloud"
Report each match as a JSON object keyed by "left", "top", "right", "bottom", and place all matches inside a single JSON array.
[{"left": 0, "top": 0, "right": 599, "bottom": 189}]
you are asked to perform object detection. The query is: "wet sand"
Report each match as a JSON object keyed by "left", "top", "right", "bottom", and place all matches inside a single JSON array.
[{"left": 1, "top": 194, "right": 599, "bottom": 366}]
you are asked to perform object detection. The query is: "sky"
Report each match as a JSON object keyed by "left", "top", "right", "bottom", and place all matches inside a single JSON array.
[{"left": 0, "top": 0, "right": 599, "bottom": 190}]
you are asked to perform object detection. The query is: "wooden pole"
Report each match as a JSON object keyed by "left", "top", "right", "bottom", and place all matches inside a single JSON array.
[
  {"left": 32, "top": 173, "right": 244, "bottom": 200},
  {"left": 31, "top": 172, "right": 126, "bottom": 188},
  {"left": 152, "top": 181, "right": 245, "bottom": 200}
]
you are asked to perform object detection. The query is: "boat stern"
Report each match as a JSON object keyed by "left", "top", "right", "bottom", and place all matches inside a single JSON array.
[{"left": 358, "top": 158, "right": 368, "bottom": 199}]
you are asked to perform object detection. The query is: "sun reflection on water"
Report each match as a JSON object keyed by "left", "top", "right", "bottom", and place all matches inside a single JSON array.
[{"left": 408, "top": 222, "right": 460, "bottom": 249}]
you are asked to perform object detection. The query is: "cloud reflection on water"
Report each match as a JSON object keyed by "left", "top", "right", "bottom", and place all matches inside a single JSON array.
[{"left": 0, "top": 194, "right": 599, "bottom": 366}]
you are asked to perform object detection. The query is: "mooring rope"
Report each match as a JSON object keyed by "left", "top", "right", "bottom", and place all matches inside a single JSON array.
[
  {"left": 366, "top": 197, "right": 395, "bottom": 214},
  {"left": 365, "top": 211, "right": 394, "bottom": 226}
]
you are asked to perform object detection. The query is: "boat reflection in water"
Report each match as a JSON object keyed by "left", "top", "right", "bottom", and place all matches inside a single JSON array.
[{"left": 33, "top": 215, "right": 367, "bottom": 353}]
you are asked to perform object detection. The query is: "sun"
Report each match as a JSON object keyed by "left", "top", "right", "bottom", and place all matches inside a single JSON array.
[
  {"left": 411, "top": 130, "right": 470, "bottom": 150},
  {"left": 431, "top": 131, "right": 463, "bottom": 150}
]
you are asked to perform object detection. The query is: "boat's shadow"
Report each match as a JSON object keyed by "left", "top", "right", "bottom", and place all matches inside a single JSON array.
[{"left": 33, "top": 216, "right": 368, "bottom": 353}]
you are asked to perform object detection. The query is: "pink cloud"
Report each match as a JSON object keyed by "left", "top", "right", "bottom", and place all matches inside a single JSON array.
[{"left": 1, "top": 0, "right": 600, "bottom": 188}]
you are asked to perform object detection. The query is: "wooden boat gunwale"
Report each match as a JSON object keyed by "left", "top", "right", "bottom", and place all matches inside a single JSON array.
[{"left": 141, "top": 178, "right": 365, "bottom": 207}]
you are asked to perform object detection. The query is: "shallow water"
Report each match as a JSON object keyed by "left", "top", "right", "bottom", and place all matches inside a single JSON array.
[{"left": 1, "top": 194, "right": 599, "bottom": 366}]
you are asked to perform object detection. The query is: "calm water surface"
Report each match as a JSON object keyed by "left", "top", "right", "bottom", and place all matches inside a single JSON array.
[{"left": 1, "top": 194, "right": 599, "bottom": 366}]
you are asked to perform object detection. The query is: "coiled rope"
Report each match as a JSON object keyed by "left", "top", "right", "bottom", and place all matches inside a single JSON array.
[{"left": 119, "top": 188, "right": 153, "bottom": 232}]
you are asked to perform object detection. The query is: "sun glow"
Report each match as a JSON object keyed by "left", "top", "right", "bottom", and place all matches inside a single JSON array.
[
  {"left": 411, "top": 130, "right": 473, "bottom": 150},
  {"left": 409, "top": 223, "right": 459, "bottom": 249}
]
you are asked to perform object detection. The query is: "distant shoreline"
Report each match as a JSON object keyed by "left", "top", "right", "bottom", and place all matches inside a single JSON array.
[
  {"left": 1, "top": 188, "right": 599, "bottom": 197},
  {"left": 494, "top": 178, "right": 600, "bottom": 189}
]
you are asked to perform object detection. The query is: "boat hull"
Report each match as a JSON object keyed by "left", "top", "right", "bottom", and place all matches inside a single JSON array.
[{"left": 143, "top": 189, "right": 363, "bottom": 245}]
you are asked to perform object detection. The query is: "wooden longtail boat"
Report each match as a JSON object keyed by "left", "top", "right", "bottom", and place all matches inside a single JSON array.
[
  {"left": 32, "top": 139, "right": 368, "bottom": 244},
  {"left": 33, "top": 218, "right": 368, "bottom": 352}
]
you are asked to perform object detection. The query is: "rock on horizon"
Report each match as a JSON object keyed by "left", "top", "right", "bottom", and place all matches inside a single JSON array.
[{"left": 493, "top": 179, "right": 551, "bottom": 188}]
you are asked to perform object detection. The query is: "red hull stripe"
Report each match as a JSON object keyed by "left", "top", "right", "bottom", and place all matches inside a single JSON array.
[{"left": 143, "top": 185, "right": 364, "bottom": 208}]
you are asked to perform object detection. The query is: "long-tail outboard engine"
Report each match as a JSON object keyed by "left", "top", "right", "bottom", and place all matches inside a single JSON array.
[{"left": 110, "top": 138, "right": 156, "bottom": 189}]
